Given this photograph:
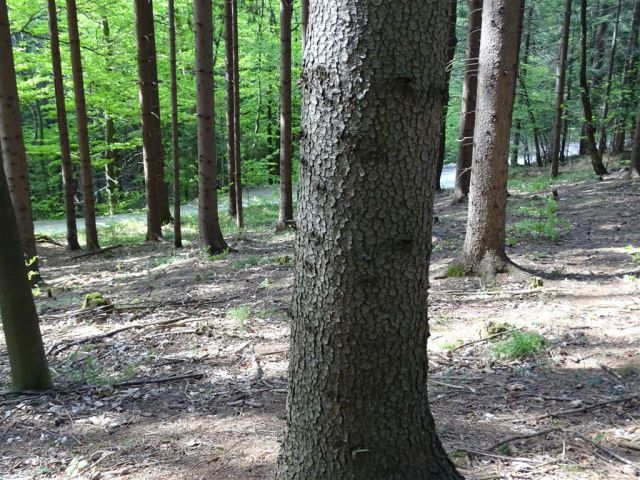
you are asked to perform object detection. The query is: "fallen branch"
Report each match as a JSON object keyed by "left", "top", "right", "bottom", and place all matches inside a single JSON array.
[
  {"left": 488, "top": 427, "right": 561, "bottom": 451},
  {"left": 576, "top": 433, "right": 640, "bottom": 473},
  {"left": 531, "top": 392, "right": 640, "bottom": 421},
  {"left": 47, "top": 315, "right": 190, "bottom": 355},
  {"left": 450, "top": 329, "right": 521, "bottom": 353},
  {"left": 35, "top": 234, "right": 64, "bottom": 247},
  {"left": 109, "top": 372, "right": 204, "bottom": 388},
  {"left": 453, "top": 447, "right": 543, "bottom": 464},
  {"left": 70, "top": 245, "right": 122, "bottom": 260},
  {"left": 430, "top": 380, "right": 477, "bottom": 394}
]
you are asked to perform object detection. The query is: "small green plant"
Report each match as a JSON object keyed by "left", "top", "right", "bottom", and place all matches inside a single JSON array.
[
  {"left": 227, "top": 305, "right": 251, "bottom": 323},
  {"left": 232, "top": 255, "right": 261, "bottom": 269},
  {"left": 625, "top": 245, "right": 640, "bottom": 264},
  {"left": 492, "top": 331, "right": 547, "bottom": 359},
  {"left": 259, "top": 277, "right": 276, "bottom": 289},
  {"left": 207, "top": 249, "right": 230, "bottom": 262},
  {"left": 446, "top": 264, "right": 465, "bottom": 278},
  {"left": 496, "top": 444, "right": 512, "bottom": 455},
  {"left": 509, "top": 198, "right": 570, "bottom": 241}
]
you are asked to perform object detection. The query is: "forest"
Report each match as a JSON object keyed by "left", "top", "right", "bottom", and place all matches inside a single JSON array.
[{"left": 1, "top": 0, "right": 640, "bottom": 478}]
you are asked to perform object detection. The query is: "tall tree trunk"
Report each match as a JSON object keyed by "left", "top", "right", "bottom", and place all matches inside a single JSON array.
[
  {"left": 276, "top": 0, "right": 293, "bottom": 231},
  {"left": 0, "top": 0, "right": 39, "bottom": 264},
  {"left": 509, "top": 0, "right": 526, "bottom": 169},
  {"left": 301, "top": 0, "right": 308, "bottom": 52},
  {"left": 135, "top": 0, "right": 165, "bottom": 240},
  {"left": 612, "top": 0, "right": 640, "bottom": 153},
  {"left": 47, "top": 0, "right": 80, "bottom": 251},
  {"left": 436, "top": 0, "right": 458, "bottom": 192},
  {"left": 0, "top": 132, "right": 51, "bottom": 391},
  {"left": 597, "top": 0, "right": 622, "bottom": 155},
  {"left": 276, "top": 1, "right": 462, "bottom": 478},
  {"left": 232, "top": 0, "right": 243, "bottom": 228},
  {"left": 169, "top": 0, "right": 182, "bottom": 247},
  {"left": 551, "top": 0, "right": 572, "bottom": 177},
  {"left": 224, "top": 0, "right": 237, "bottom": 218},
  {"left": 195, "top": 0, "right": 228, "bottom": 255},
  {"left": 633, "top": 110, "right": 640, "bottom": 175},
  {"left": 453, "top": 0, "right": 482, "bottom": 203},
  {"left": 67, "top": 0, "right": 100, "bottom": 250},
  {"left": 461, "top": 0, "right": 523, "bottom": 276},
  {"left": 102, "top": 19, "right": 119, "bottom": 216},
  {"left": 580, "top": 0, "right": 608, "bottom": 175}
]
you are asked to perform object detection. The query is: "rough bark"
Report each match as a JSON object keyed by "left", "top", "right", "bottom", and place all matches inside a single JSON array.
[
  {"left": 580, "top": 0, "right": 608, "bottom": 175},
  {"left": 453, "top": 0, "right": 482, "bottom": 203},
  {"left": 551, "top": 0, "right": 572, "bottom": 177},
  {"left": 276, "top": 1, "right": 462, "bottom": 479},
  {"left": 195, "top": 0, "right": 228, "bottom": 255},
  {"left": 135, "top": 0, "right": 165, "bottom": 240},
  {"left": 169, "top": 0, "right": 182, "bottom": 247},
  {"left": 509, "top": 0, "right": 526, "bottom": 169},
  {"left": 633, "top": 110, "right": 640, "bottom": 175},
  {"left": 436, "top": 0, "right": 457, "bottom": 192},
  {"left": 67, "top": 0, "right": 100, "bottom": 250},
  {"left": 461, "top": 0, "right": 523, "bottom": 276},
  {"left": 612, "top": 0, "right": 640, "bottom": 153},
  {"left": 276, "top": 0, "right": 293, "bottom": 230},
  {"left": 0, "top": 0, "right": 39, "bottom": 263},
  {"left": 597, "top": 0, "right": 622, "bottom": 155},
  {"left": 301, "top": 0, "right": 308, "bottom": 52},
  {"left": 48, "top": 0, "right": 80, "bottom": 251},
  {"left": 0, "top": 146, "right": 51, "bottom": 391},
  {"left": 224, "top": 0, "right": 237, "bottom": 218},
  {"left": 102, "top": 19, "right": 119, "bottom": 216},
  {"left": 232, "top": 0, "right": 243, "bottom": 228}
]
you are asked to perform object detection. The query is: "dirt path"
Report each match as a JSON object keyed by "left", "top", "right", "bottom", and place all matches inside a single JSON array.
[{"left": 1, "top": 158, "right": 639, "bottom": 479}]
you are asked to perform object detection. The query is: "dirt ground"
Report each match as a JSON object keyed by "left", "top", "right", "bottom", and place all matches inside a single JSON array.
[{"left": 1, "top": 157, "right": 640, "bottom": 479}]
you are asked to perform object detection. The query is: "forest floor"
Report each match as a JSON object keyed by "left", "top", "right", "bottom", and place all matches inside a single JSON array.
[{"left": 2, "top": 155, "right": 640, "bottom": 480}]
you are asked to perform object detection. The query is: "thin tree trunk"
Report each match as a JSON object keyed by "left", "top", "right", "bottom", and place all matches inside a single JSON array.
[
  {"left": 436, "top": 0, "right": 457, "bottom": 192},
  {"left": 169, "top": 0, "right": 182, "bottom": 247},
  {"left": 509, "top": 0, "right": 526, "bottom": 169},
  {"left": 135, "top": 0, "right": 164, "bottom": 240},
  {"left": 612, "top": 0, "right": 640, "bottom": 153},
  {"left": 67, "top": 0, "right": 99, "bottom": 250},
  {"left": 580, "top": 0, "right": 608, "bottom": 175},
  {"left": 232, "top": 0, "right": 243, "bottom": 228},
  {"left": 224, "top": 0, "right": 237, "bottom": 218},
  {"left": 633, "top": 110, "right": 640, "bottom": 175},
  {"left": 454, "top": 0, "right": 482, "bottom": 203},
  {"left": 195, "top": 0, "right": 228, "bottom": 255},
  {"left": 276, "top": 1, "right": 462, "bottom": 477},
  {"left": 551, "top": 0, "right": 572, "bottom": 177},
  {"left": 47, "top": 0, "right": 80, "bottom": 250},
  {"left": 276, "top": 0, "right": 293, "bottom": 230},
  {"left": 461, "top": 0, "right": 523, "bottom": 276},
  {"left": 0, "top": 0, "right": 39, "bottom": 265},
  {"left": 102, "top": 19, "right": 119, "bottom": 216},
  {"left": 597, "top": 0, "right": 622, "bottom": 155},
  {"left": 511, "top": 123, "right": 521, "bottom": 166}
]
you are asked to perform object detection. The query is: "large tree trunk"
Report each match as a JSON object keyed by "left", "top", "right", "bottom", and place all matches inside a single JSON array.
[
  {"left": 301, "top": 0, "right": 308, "bottom": 52},
  {"left": 135, "top": 0, "right": 165, "bottom": 240},
  {"left": 597, "top": 0, "right": 622, "bottom": 155},
  {"left": 0, "top": 0, "right": 39, "bottom": 263},
  {"left": 461, "top": 0, "right": 523, "bottom": 276},
  {"left": 276, "top": 0, "right": 294, "bottom": 230},
  {"left": 612, "top": 0, "right": 640, "bottom": 153},
  {"left": 168, "top": 0, "right": 182, "bottom": 247},
  {"left": 551, "top": 0, "right": 572, "bottom": 177},
  {"left": 0, "top": 140, "right": 51, "bottom": 391},
  {"left": 67, "top": 0, "right": 100, "bottom": 250},
  {"left": 195, "top": 0, "right": 228, "bottom": 255},
  {"left": 224, "top": 0, "right": 237, "bottom": 218},
  {"left": 232, "top": 0, "right": 243, "bottom": 228},
  {"left": 509, "top": 0, "right": 526, "bottom": 169},
  {"left": 276, "top": 1, "right": 462, "bottom": 478},
  {"left": 47, "top": 0, "right": 80, "bottom": 251},
  {"left": 579, "top": 0, "right": 608, "bottom": 175},
  {"left": 633, "top": 110, "right": 640, "bottom": 176},
  {"left": 436, "top": 0, "right": 458, "bottom": 192},
  {"left": 453, "top": 0, "right": 483, "bottom": 203}
]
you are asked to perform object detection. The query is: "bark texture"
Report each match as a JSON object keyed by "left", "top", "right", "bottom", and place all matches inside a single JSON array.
[
  {"left": 48, "top": 0, "right": 80, "bottom": 251},
  {"left": 633, "top": 110, "right": 640, "bottom": 175},
  {"left": 453, "top": 0, "right": 482, "bottom": 203},
  {"left": 551, "top": 0, "right": 572, "bottom": 177},
  {"left": 436, "top": 0, "right": 457, "bottom": 191},
  {"left": 224, "top": 0, "right": 237, "bottom": 218},
  {"left": 169, "top": 0, "right": 182, "bottom": 247},
  {"left": 195, "top": 0, "right": 228, "bottom": 255},
  {"left": 461, "top": 0, "right": 522, "bottom": 276},
  {"left": 276, "top": 0, "right": 294, "bottom": 230},
  {"left": 0, "top": 0, "right": 38, "bottom": 261},
  {"left": 579, "top": 0, "right": 607, "bottom": 175},
  {"left": 67, "top": 0, "right": 100, "bottom": 250},
  {"left": 232, "top": 0, "right": 243, "bottom": 228},
  {"left": 135, "top": 0, "right": 165, "bottom": 240},
  {"left": 276, "top": 1, "right": 461, "bottom": 478},
  {"left": 0, "top": 148, "right": 51, "bottom": 391}
]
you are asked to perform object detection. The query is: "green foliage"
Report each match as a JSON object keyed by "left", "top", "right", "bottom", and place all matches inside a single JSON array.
[
  {"left": 509, "top": 198, "right": 570, "bottom": 242},
  {"left": 446, "top": 264, "right": 465, "bottom": 278},
  {"left": 492, "top": 331, "right": 547, "bottom": 359},
  {"left": 625, "top": 245, "right": 640, "bottom": 264},
  {"left": 227, "top": 306, "right": 251, "bottom": 326}
]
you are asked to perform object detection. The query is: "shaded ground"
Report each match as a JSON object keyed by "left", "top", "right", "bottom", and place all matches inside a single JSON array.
[{"left": 1, "top": 156, "right": 639, "bottom": 479}]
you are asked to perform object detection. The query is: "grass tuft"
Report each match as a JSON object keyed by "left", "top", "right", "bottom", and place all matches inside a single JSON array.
[{"left": 492, "top": 331, "right": 547, "bottom": 359}]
